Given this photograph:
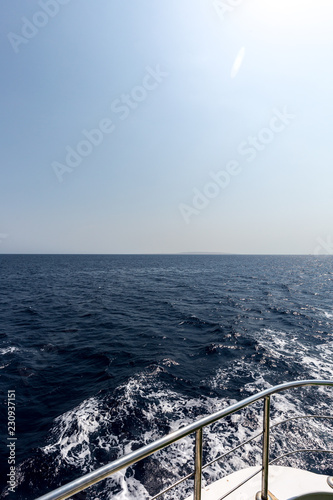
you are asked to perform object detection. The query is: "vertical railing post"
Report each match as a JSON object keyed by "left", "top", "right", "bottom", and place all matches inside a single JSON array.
[
  {"left": 194, "top": 428, "right": 203, "bottom": 500},
  {"left": 261, "top": 395, "right": 271, "bottom": 500}
]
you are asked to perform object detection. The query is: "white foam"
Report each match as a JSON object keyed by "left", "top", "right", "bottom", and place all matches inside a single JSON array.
[
  {"left": 256, "top": 329, "right": 296, "bottom": 360},
  {"left": 316, "top": 308, "right": 333, "bottom": 320},
  {"left": 0, "top": 346, "right": 19, "bottom": 355},
  {"left": 39, "top": 371, "right": 244, "bottom": 497},
  {"left": 301, "top": 342, "right": 333, "bottom": 379},
  {"left": 38, "top": 353, "right": 333, "bottom": 500},
  {"left": 43, "top": 397, "right": 107, "bottom": 468},
  {"left": 104, "top": 472, "right": 150, "bottom": 500},
  {"left": 161, "top": 358, "right": 179, "bottom": 367}
]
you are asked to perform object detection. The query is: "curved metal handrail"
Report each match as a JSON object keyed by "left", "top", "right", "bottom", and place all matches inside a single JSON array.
[
  {"left": 270, "top": 448, "right": 333, "bottom": 465},
  {"left": 150, "top": 428, "right": 265, "bottom": 500},
  {"left": 271, "top": 414, "right": 333, "bottom": 428},
  {"left": 35, "top": 379, "right": 333, "bottom": 500}
]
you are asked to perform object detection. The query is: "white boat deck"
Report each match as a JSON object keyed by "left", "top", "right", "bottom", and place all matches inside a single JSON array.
[{"left": 185, "top": 466, "right": 333, "bottom": 500}]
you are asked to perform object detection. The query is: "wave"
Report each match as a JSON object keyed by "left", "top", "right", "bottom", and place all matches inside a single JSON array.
[
  {"left": 0, "top": 346, "right": 20, "bottom": 356},
  {"left": 1, "top": 255, "right": 333, "bottom": 499},
  {"left": 11, "top": 361, "right": 333, "bottom": 499}
]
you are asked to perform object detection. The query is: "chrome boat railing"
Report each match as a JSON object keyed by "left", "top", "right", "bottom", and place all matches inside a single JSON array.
[{"left": 35, "top": 379, "right": 333, "bottom": 500}]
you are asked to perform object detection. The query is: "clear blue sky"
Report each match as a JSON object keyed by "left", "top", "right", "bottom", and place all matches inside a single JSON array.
[{"left": 1, "top": 0, "right": 332, "bottom": 254}]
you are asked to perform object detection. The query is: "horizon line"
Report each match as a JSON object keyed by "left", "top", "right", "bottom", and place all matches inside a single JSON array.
[{"left": 0, "top": 252, "right": 328, "bottom": 256}]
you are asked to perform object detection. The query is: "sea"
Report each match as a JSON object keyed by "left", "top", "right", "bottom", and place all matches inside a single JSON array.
[{"left": 0, "top": 254, "right": 332, "bottom": 499}]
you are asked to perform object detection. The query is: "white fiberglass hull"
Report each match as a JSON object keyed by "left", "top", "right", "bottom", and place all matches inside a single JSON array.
[{"left": 185, "top": 466, "right": 333, "bottom": 500}]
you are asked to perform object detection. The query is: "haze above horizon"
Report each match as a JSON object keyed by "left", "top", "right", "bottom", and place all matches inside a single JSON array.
[{"left": 1, "top": 0, "right": 332, "bottom": 256}]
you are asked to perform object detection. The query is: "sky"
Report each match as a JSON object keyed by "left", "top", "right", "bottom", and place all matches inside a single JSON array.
[{"left": 1, "top": 0, "right": 333, "bottom": 254}]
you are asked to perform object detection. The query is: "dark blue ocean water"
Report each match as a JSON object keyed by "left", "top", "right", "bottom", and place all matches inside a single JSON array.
[{"left": 0, "top": 254, "right": 332, "bottom": 499}]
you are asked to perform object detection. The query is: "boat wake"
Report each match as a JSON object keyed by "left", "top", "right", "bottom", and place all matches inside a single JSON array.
[{"left": 8, "top": 354, "right": 333, "bottom": 500}]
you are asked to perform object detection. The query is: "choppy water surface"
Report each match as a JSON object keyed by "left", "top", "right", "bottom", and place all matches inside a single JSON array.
[{"left": 0, "top": 255, "right": 332, "bottom": 499}]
